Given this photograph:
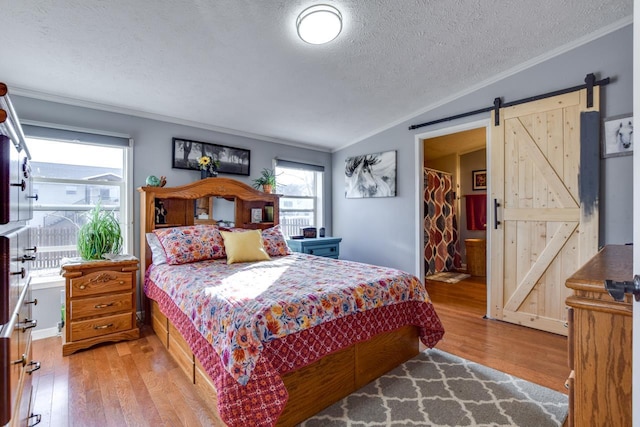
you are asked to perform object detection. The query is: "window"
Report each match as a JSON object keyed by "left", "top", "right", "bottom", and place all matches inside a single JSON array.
[
  {"left": 24, "top": 123, "right": 132, "bottom": 279},
  {"left": 275, "top": 160, "right": 324, "bottom": 238}
]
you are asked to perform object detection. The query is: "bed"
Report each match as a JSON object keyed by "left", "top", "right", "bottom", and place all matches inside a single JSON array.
[{"left": 138, "top": 178, "right": 444, "bottom": 426}]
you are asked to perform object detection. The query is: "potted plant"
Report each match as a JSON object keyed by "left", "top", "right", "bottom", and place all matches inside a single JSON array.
[
  {"left": 252, "top": 168, "right": 277, "bottom": 193},
  {"left": 77, "top": 201, "right": 123, "bottom": 260}
]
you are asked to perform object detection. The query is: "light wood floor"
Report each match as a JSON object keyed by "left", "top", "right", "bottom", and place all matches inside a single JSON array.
[{"left": 31, "top": 274, "right": 567, "bottom": 426}]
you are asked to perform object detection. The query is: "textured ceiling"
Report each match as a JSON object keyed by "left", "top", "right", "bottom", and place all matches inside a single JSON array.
[{"left": 0, "top": 1, "right": 632, "bottom": 151}]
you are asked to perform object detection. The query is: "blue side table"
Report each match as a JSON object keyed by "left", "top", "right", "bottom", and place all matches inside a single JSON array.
[{"left": 287, "top": 237, "right": 342, "bottom": 259}]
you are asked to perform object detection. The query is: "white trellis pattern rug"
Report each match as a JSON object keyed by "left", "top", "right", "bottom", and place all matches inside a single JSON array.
[{"left": 299, "top": 348, "right": 567, "bottom": 427}]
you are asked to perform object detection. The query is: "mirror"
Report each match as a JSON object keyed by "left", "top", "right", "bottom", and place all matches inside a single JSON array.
[{"left": 194, "top": 197, "right": 236, "bottom": 226}]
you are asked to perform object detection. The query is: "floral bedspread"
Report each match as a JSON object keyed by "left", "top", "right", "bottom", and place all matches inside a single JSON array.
[{"left": 145, "top": 253, "right": 444, "bottom": 426}]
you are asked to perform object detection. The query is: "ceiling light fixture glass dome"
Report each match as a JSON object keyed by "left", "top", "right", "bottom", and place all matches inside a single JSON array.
[{"left": 296, "top": 4, "right": 342, "bottom": 45}]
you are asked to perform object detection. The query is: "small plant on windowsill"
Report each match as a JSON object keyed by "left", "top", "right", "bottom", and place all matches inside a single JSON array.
[
  {"left": 252, "top": 168, "right": 277, "bottom": 193},
  {"left": 77, "top": 201, "right": 123, "bottom": 260}
]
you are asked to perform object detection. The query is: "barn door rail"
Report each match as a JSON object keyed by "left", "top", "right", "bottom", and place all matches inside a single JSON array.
[{"left": 408, "top": 73, "right": 609, "bottom": 130}]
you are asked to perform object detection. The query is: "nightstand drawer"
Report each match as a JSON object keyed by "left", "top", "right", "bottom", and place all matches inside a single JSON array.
[
  {"left": 70, "top": 292, "right": 133, "bottom": 319},
  {"left": 304, "top": 244, "right": 339, "bottom": 258},
  {"left": 69, "top": 270, "right": 132, "bottom": 298},
  {"left": 70, "top": 312, "right": 133, "bottom": 341}
]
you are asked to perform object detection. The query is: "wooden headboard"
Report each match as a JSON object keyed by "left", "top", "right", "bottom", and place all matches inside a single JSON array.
[{"left": 137, "top": 177, "right": 280, "bottom": 274}]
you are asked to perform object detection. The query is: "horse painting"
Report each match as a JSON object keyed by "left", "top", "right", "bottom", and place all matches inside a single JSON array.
[
  {"left": 616, "top": 120, "right": 633, "bottom": 150},
  {"left": 603, "top": 116, "right": 633, "bottom": 158},
  {"left": 345, "top": 151, "right": 396, "bottom": 198}
]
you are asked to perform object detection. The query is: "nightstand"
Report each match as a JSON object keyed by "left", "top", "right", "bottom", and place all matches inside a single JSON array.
[
  {"left": 287, "top": 237, "right": 342, "bottom": 259},
  {"left": 60, "top": 257, "right": 140, "bottom": 356}
]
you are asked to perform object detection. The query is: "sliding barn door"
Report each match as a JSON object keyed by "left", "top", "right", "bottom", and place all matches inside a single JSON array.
[{"left": 490, "top": 88, "right": 599, "bottom": 335}]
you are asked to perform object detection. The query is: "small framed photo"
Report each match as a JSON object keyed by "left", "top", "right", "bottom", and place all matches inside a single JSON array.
[
  {"left": 251, "top": 208, "right": 262, "bottom": 223},
  {"left": 602, "top": 114, "right": 633, "bottom": 158},
  {"left": 472, "top": 170, "right": 487, "bottom": 191},
  {"left": 302, "top": 227, "right": 317, "bottom": 238}
]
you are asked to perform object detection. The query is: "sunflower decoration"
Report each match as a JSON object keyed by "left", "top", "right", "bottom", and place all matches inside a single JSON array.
[{"left": 198, "top": 155, "right": 220, "bottom": 173}]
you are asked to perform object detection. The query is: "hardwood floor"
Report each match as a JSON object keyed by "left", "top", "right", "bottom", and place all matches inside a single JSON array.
[
  {"left": 424, "top": 274, "right": 568, "bottom": 394},
  {"left": 31, "top": 274, "right": 568, "bottom": 426},
  {"left": 31, "top": 329, "right": 221, "bottom": 427}
]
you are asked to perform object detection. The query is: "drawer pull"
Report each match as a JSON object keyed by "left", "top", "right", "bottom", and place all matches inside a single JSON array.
[
  {"left": 12, "top": 354, "right": 26, "bottom": 366},
  {"left": 22, "top": 254, "right": 36, "bottom": 262},
  {"left": 25, "top": 246, "right": 37, "bottom": 253},
  {"left": 309, "top": 250, "right": 314, "bottom": 254},
  {"left": 94, "top": 323, "right": 114, "bottom": 330},
  {"left": 28, "top": 412, "right": 42, "bottom": 426},
  {"left": 11, "top": 179, "right": 26, "bottom": 191},
  {"left": 331, "top": 247, "right": 335, "bottom": 252},
  {"left": 26, "top": 194, "right": 38, "bottom": 200},
  {"left": 565, "top": 379, "right": 570, "bottom": 389},
  {"left": 26, "top": 361, "right": 41, "bottom": 374},
  {"left": 25, "top": 298, "right": 38, "bottom": 306},
  {"left": 11, "top": 268, "right": 26, "bottom": 279},
  {"left": 79, "top": 285, "right": 86, "bottom": 290},
  {"left": 94, "top": 302, "right": 115, "bottom": 309},
  {"left": 17, "top": 319, "right": 37, "bottom": 332}
]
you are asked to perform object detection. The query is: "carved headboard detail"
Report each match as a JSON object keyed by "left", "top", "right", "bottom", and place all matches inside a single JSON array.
[{"left": 137, "top": 177, "right": 280, "bottom": 274}]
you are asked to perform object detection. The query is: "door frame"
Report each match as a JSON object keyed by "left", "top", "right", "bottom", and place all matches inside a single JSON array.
[{"left": 414, "top": 118, "right": 492, "bottom": 316}]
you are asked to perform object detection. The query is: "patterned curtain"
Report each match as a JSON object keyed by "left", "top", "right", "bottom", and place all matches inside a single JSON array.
[{"left": 424, "top": 168, "right": 461, "bottom": 275}]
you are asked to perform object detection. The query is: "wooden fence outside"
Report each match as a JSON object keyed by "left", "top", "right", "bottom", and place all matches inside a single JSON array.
[{"left": 30, "top": 227, "right": 78, "bottom": 271}]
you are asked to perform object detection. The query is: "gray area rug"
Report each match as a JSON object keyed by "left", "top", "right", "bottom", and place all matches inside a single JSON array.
[{"left": 299, "top": 348, "right": 567, "bottom": 427}]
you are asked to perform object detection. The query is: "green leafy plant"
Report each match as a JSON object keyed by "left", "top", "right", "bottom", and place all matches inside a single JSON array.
[
  {"left": 252, "top": 168, "right": 277, "bottom": 193},
  {"left": 77, "top": 201, "right": 123, "bottom": 260}
]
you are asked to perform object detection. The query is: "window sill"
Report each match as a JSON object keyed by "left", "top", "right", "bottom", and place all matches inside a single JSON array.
[{"left": 31, "top": 275, "right": 64, "bottom": 291}]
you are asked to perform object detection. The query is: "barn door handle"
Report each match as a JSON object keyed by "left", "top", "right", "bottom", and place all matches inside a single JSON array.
[{"left": 493, "top": 199, "right": 501, "bottom": 229}]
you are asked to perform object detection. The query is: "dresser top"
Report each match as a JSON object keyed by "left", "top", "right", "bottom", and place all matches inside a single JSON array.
[
  {"left": 287, "top": 237, "right": 342, "bottom": 243},
  {"left": 60, "top": 256, "right": 139, "bottom": 272},
  {"left": 565, "top": 245, "right": 632, "bottom": 293}
]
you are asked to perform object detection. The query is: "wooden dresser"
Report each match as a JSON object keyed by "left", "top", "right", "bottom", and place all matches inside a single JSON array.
[
  {"left": 565, "top": 245, "right": 632, "bottom": 427},
  {"left": 0, "top": 83, "right": 40, "bottom": 427},
  {"left": 60, "top": 258, "right": 140, "bottom": 356}
]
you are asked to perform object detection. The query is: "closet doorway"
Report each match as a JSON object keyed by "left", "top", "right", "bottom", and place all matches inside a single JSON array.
[{"left": 415, "top": 120, "right": 490, "bottom": 313}]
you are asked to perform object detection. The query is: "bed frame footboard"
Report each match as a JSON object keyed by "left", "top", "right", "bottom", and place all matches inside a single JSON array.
[{"left": 150, "top": 301, "right": 419, "bottom": 426}]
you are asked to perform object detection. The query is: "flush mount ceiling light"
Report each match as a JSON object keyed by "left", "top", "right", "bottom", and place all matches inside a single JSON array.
[{"left": 296, "top": 4, "right": 342, "bottom": 45}]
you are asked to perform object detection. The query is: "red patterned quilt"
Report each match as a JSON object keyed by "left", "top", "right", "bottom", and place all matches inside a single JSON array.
[{"left": 145, "top": 253, "right": 444, "bottom": 426}]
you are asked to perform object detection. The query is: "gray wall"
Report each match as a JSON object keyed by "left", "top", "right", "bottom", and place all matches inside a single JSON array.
[
  {"left": 14, "top": 96, "right": 332, "bottom": 332},
  {"left": 13, "top": 96, "right": 333, "bottom": 254},
  {"left": 333, "top": 24, "right": 633, "bottom": 275}
]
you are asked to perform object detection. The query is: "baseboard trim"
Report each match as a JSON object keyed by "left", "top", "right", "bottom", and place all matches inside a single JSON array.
[{"left": 33, "top": 327, "right": 60, "bottom": 341}]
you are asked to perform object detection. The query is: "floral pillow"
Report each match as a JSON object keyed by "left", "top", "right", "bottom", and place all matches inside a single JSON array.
[
  {"left": 261, "top": 224, "right": 292, "bottom": 257},
  {"left": 146, "top": 233, "right": 167, "bottom": 265},
  {"left": 153, "top": 224, "right": 226, "bottom": 265}
]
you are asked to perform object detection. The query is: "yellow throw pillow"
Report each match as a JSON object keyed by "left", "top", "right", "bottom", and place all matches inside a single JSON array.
[{"left": 220, "top": 229, "right": 271, "bottom": 264}]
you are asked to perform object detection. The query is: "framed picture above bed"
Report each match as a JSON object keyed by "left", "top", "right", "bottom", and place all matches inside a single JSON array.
[{"left": 172, "top": 137, "right": 250, "bottom": 176}]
